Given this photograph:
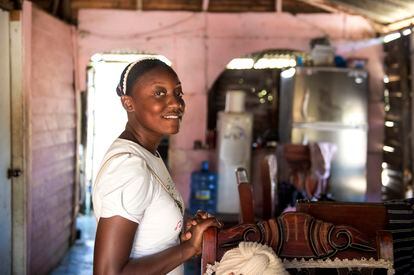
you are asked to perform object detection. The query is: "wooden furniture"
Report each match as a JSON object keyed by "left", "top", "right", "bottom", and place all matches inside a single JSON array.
[
  {"left": 296, "top": 200, "right": 388, "bottom": 240},
  {"left": 201, "top": 212, "right": 394, "bottom": 274},
  {"left": 283, "top": 144, "right": 318, "bottom": 199},
  {"left": 259, "top": 153, "right": 277, "bottom": 219},
  {"left": 237, "top": 160, "right": 276, "bottom": 224},
  {"left": 251, "top": 148, "right": 278, "bottom": 220},
  {"left": 236, "top": 167, "right": 255, "bottom": 224},
  {"left": 250, "top": 144, "right": 329, "bottom": 220}
]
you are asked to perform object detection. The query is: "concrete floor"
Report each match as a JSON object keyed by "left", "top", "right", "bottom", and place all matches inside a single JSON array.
[{"left": 51, "top": 214, "right": 96, "bottom": 275}]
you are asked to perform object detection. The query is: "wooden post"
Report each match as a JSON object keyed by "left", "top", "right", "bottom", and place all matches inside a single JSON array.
[
  {"left": 10, "top": 8, "right": 28, "bottom": 274},
  {"left": 202, "top": 0, "right": 209, "bottom": 12}
]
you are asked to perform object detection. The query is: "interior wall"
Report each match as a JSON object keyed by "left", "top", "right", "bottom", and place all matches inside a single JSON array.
[
  {"left": 25, "top": 3, "right": 77, "bottom": 274},
  {"left": 77, "top": 10, "right": 382, "bottom": 203}
]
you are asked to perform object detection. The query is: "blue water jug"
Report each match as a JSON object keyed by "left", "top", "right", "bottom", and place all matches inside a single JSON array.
[{"left": 189, "top": 161, "right": 217, "bottom": 215}]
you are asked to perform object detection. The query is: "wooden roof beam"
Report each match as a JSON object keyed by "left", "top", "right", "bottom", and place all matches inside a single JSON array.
[
  {"left": 383, "top": 16, "right": 414, "bottom": 33},
  {"left": 136, "top": 0, "right": 143, "bottom": 10},
  {"left": 0, "top": 0, "right": 14, "bottom": 10},
  {"left": 276, "top": 0, "right": 282, "bottom": 13},
  {"left": 295, "top": 0, "right": 345, "bottom": 13},
  {"left": 202, "top": 0, "right": 209, "bottom": 11}
]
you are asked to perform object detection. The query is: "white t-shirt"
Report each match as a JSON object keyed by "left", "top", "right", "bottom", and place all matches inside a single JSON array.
[{"left": 93, "top": 138, "right": 184, "bottom": 275}]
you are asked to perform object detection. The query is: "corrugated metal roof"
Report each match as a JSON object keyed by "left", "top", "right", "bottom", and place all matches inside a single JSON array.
[
  {"left": 329, "top": 0, "right": 414, "bottom": 25},
  {"left": 296, "top": 0, "right": 414, "bottom": 31}
]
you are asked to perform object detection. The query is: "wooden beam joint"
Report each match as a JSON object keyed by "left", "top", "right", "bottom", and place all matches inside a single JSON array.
[{"left": 202, "top": 0, "right": 209, "bottom": 12}]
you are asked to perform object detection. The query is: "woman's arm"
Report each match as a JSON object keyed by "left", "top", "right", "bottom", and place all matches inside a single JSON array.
[{"left": 94, "top": 215, "right": 220, "bottom": 275}]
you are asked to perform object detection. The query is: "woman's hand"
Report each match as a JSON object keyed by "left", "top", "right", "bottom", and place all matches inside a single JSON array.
[
  {"left": 181, "top": 210, "right": 223, "bottom": 255},
  {"left": 181, "top": 210, "right": 210, "bottom": 241}
]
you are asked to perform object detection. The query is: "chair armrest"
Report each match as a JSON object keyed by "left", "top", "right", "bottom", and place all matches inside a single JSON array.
[{"left": 202, "top": 227, "right": 218, "bottom": 274}]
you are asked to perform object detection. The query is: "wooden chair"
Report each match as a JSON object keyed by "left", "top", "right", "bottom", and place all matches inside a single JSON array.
[
  {"left": 250, "top": 148, "right": 278, "bottom": 220},
  {"left": 236, "top": 167, "right": 255, "bottom": 224},
  {"left": 201, "top": 212, "right": 394, "bottom": 274},
  {"left": 259, "top": 153, "right": 277, "bottom": 220},
  {"left": 296, "top": 200, "right": 388, "bottom": 241},
  {"left": 236, "top": 162, "right": 276, "bottom": 224},
  {"left": 283, "top": 144, "right": 319, "bottom": 199}
]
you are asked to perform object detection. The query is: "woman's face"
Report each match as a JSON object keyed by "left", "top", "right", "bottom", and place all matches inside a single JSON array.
[{"left": 129, "top": 66, "right": 185, "bottom": 137}]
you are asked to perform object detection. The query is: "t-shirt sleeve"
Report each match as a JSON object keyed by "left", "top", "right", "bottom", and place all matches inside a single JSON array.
[{"left": 95, "top": 153, "right": 155, "bottom": 224}]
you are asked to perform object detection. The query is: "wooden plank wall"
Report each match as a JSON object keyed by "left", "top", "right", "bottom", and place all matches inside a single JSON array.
[
  {"left": 382, "top": 33, "right": 412, "bottom": 200},
  {"left": 28, "top": 5, "right": 76, "bottom": 274}
]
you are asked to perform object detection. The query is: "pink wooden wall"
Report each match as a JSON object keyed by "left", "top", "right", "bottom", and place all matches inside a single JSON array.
[
  {"left": 25, "top": 3, "right": 77, "bottom": 274},
  {"left": 77, "top": 10, "right": 383, "bottom": 203}
]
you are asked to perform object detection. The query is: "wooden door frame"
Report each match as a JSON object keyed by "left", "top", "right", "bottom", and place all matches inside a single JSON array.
[
  {"left": 0, "top": 8, "right": 12, "bottom": 275},
  {"left": 10, "top": 9, "right": 29, "bottom": 274}
]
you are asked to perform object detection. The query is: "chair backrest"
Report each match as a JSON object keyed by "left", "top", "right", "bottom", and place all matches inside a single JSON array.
[
  {"left": 250, "top": 148, "right": 279, "bottom": 220},
  {"left": 236, "top": 160, "right": 277, "bottom": 223},
  {"left": 235, "top": 167, "right": 255, "bottom": 224},
  {"left": 260, "top": 153, "right": 277, "bottom": 219},
  {"left": 201, "top": 212, "right": 393, "bottom": 274},
  {"left": 283, "top": 144, "right": 318, "bottom": 198},
  {"left": 296, "top": 200, "right": 388, "bottom": 240}
]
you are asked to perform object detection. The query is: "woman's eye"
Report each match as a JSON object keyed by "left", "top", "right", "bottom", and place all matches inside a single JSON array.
[
  {"left": 154, "top": 89, "right": 166, "bottom": 96},
  {"left": 176, "top": 91, "right": 184, "bottom": 98},
  {"left": 174, "top": 88, "right": 184, "bottom": 98}
]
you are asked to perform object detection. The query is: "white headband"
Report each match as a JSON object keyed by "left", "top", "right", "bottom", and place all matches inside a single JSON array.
[{"left": 121, "top": 60, "right": 140, "bottom": 95}]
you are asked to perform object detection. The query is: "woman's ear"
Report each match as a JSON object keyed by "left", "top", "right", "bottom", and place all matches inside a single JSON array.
[{"left": 120, "top": 96, "right": 135, "bottom": 112}]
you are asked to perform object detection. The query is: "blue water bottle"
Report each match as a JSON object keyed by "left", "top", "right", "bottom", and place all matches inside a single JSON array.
[{"left": 189, "top": 161, "right": 217, "bottom": 215}]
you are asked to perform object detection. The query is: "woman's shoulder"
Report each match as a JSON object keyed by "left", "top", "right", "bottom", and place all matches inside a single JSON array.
[
  {"left": 108, "top": 138, "right": 141, "bottom": 154},
  {"left": 96, "top": 139, "right": 149, "bottom": 176},
  {"left": 93, "top": 140, "right": 155, "bottom": 194},
  {"left": 101, "top": 139, "right": 141, "bottom": 162},
  {"left": 108, "top": 138, "right": 158, "bottom": 161}
]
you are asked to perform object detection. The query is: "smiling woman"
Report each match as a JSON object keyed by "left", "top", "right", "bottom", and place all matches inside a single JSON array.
[
  {"left": 117, "top": 59, "right": 185, "bottom": 143},
  {"left": 92, "top": 58, "right": 222, "bottom": 275}
]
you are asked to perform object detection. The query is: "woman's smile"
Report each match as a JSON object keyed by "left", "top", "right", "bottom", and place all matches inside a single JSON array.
[{"left": 162, "top": 112, "right": 183, "bottom": 120}]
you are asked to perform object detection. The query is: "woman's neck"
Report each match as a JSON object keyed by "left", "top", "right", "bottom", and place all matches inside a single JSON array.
[{"left": 120, "top": 123, "right": 160, "bottom": 155}]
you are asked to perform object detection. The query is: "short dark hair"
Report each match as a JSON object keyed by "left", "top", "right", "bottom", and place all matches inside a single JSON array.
[{"left": 116, "top": 58, "right": 177, "bottom": 97}]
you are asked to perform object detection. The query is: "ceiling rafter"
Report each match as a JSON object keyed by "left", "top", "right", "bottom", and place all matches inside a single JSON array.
[
  {"left": 137, "top": 0, "right": 143, "bottom": 10},
  {"left": 383, "top": 16, "right": 414, "bottom": 33},
  {"left": 276, "top": 0, "right": 282, "bottom": 13},
  {"left": 202, "top": 0, "right": 209, "bottom": 11},
  {"left": 295, "top": 0, "right": 346, "bottom": 13},
  {"left": 0, "top": 0, "right": 14, "bottom": 10},
  {"left": 26, "top": 0, "right": 414, "bottom": 33}
]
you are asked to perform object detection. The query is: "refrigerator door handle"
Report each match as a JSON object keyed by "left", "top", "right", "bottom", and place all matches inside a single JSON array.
[{"left": 301, "top": 88, "right": 310, "bottom": 120}]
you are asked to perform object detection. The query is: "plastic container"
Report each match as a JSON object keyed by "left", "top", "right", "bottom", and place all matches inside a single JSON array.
[
  {"left": 189, "top": 161, "right": 218, "bottom": 214},
  {"left": 216, "top": 91, "right": 253, "bottom": 213},
  {"left": 311, "top": 45, "right": 335, "bottom": 66}
]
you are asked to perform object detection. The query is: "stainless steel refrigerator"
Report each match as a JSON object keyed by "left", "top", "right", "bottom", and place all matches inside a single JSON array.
[{"left": 279, "top": 67, "right": 368, "bottom": 202}]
